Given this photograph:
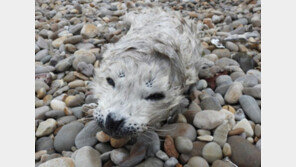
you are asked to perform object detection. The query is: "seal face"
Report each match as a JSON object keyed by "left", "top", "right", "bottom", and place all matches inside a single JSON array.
[{"left": 91, "top": 8, "right": 211, "bottom": 138}]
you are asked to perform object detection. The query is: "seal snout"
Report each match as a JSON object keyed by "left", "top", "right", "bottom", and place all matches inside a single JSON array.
[{"left": 105, "top": 113, "right": 125, "bottom": 132}]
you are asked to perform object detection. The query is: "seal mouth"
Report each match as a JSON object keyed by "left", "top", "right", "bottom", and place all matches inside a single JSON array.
[{"left": 101, "top": 126, "right": 134, "bottom": 139}]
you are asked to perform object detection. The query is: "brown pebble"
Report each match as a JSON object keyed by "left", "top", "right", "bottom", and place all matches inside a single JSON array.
[
  {"left": 228, "top": 128, "right": 245, "bottom": 136},
  {"left": 175, "top": 163, "right": 183, "bottom": 167},
  {"left": 110, "top": 137, "right": 130, "bottom": 148},
  {"left": 164, "top": 135, "right": 179, "bottom": 158},
  {"left": 74, "top": 71, "right": 89, "bottom": 81},
  {"left": 222, "top": 105, "right": 236, "bottom": 114},
  {"left": 203, "top": 18, "right": 214, "bottom": 28},
  {"left": 96, "top": 131, "right": 111, "bottom": 143}
]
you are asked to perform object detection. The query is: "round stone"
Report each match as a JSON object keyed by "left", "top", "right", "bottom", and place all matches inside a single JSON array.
[
  {"left": 175, "top": 136, "right": 193, "bottom": 154},
  {"left": 202, "top": 142, "right": 223, "bottom": 163},
  {"left": 187, "top": 156, "right": 209, "bottom": 167}
]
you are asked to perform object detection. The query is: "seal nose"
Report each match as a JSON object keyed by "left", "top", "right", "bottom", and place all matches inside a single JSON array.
[{"left": 105, "top": 113, "right": 125, "bottom": 132}]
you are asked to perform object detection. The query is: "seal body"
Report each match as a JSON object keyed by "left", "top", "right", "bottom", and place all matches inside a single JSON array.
[{"left": 92, "top": 8, "right": 208, "bottom": 138}]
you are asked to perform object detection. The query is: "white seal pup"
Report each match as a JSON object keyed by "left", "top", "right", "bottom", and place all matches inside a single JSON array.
[{"left": 92, "top": 8, "right": 214, "bottom": 138}]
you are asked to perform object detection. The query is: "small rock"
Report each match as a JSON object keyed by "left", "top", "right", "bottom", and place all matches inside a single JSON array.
[
  {"left": 200, "top": 96, "right": 221, "bottom": 110},
  {"left": 203, "top": 18, "right": 214, "bottom": 28},
  {"left": 65, "top": 94, "right": 84, "bottom": 107},
  {"left": 222, "top": 143, "right": 232, "bottom": 157},
  {"left": 212, "top": 49, "right": 230, "bottom": 58},
  {"left": 197, "top": 129, "right": 211, "bottom": 136},
  {"left": 224, "top": 82, "right": 243, "bottom": 104},
  {"left": 175, "top": 136, "right": 193, "bottom": 154},
  {"left": 73, "top": 49, "right": 96, "bottom": 70},
  {"left": 35, "top": 150, "right": 47, "bottom": 161},
  {"left": 36, "top": 106, "right": 50, "bottom": 119},
  {"left": 216, "top": 75, "right": 232, "bottom": 87},
  {"left": 135, "top": 157, "right": 164, "bottom": 167},
  {"left": 156, "top": 150, "right": 169, "bottom": 161},
  {"left": 193, "top": 110, "right": 225, "bottom": 130},
  {"left": 243, "top": 85, "right": 261, "bottom": 99},
  {"left": 96, "top": 131, "right": 111, "bottom": 143},
  {"left": 196, "top": 80, "right": 207, "bottom": 90},
  {"left": 164, "top": 157, "right": 178, "bottom": 167},
  {"left": 256, "top": 139, "right": 261, "bottom": 150},
  {"left": 36, "top": 118, "right": 57, "bottom": 137},
  {"left": 232, "top": 53, "right": 256, "bottom": 73},
  {"left": 50, "top": 99, "right": 66, "bottom": 112},
  {"left": 213, "top": 122, "right": 231, "bottom": 146},
  {"left": 110, "top": 148, "right": 129, "bottom": 165},
  {"left": 212, "top": 160, "right": 233, "bottom": 167},
  {"left": 239, "top": 95, "right": 261, "bottom": 123},
  {"left": 187, "top": 156, "right": 209, "bottom": 167},
  {"left": 230, "top": 71, "right": 245, "bottom": 81},
  {"left": 81, "top": 23, "right": 99, "bottom": 38},
  {"left": 57, "top": 116, "right": 77, "bottom": 126},
  {"left": 164, "top": 135, "right": 179, "bottom": 158},
  {"left": 72, "top": 146, "right": 101, "bottom": 167},
  {"left": 63, "top": 35, "right": 83, "bottom": 44},
  {"left": 95, "top": 143, "right": 113, "bottom": 153},
  {"left": 77, "top": 62, "right": 94, "bottom": 76},
  {"left": 188, "top": 141, "right": 207, "bottom": 157},
  {"left": 55, "top": 56, "right": 74, "bottom": 72},
  {"left": 233, "top": 118, "right": 254, "bottom": 137},
  {"left": 157, "top": 123, "right": 197, "bottom": 141},
  {"left": 52, "top": 36, "right": 68, "bottom": 48},
  {"left": 228, "top": 128, "right": 245, "bottom": 136},
  {"left": 45, "top": 110, "right": 65, "bottom": 119},
  {"left": 202, "top": 142, "right": 223, "bottom": 163},
  {"left": 68, "top": 80, "right": 85, "bottom": 88},
  {"left": 75, "top": 120, "right": 100, "bottom": 149},
  {"left": 183, "top": 110, "right": 199, "bottom": 124},
  {"left": 110, "top": 137, "right": 130, "bottom": 148},
  {"left": 212, "top": 15, "right": 221, "bottom": 23},
  {"left": 36, "top": 49, "right": 49, "bottom": 61},
  {"left": 234, "top": 108, "right": 245, "bottom": 121},
  {"left": 255, "top": 124, "right": 261, "bottom": 137},
  {"left": 54, "top": 121, "right": 84, "bottom": 152},
  {"left": 225, "top": 41, "right": 239, "bottom": 52},
  {"left": 38, "top": 157, "right": 75, "bottom": 167},
  {"left": 197, "top": 135, "right": 213, "bottom": 142},
  {"left": 228, "top": 136, "right": 261, "bottom": 167},
  {"left": 36, "top": 137, "right": 54, "bottom": 154}
]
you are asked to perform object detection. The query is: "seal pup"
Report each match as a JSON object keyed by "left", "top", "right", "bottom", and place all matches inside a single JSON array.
[{"left": 92, "top": 7, "right": 215, "bottom": 138}]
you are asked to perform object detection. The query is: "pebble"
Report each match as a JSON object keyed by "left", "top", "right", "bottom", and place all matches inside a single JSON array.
[
  {"left": 203, "top": 54, "right": 218, "bottom": 62},
  {"left": 65, "top": 94, "right": 84, "bottom": 107},
  {"left": 36, "top": 118, "right": 57, "bottom": 137},
  {"left": 251, "top": 13, "right": 261, "bottom": 27},
  {"left": 246, "top": 70, "right": 261, "bottom": 83},
  {"left": 110, "top": 137, "right": 130, "bottom": 148},
  {"left": 196, "top": 79, "right": 207, "bottom": 90},
  {"left": 164, "top": 135, "right": 179, "bottom": 158},
  {"left": 211, "top": 160, "right": 233, "bottom": 167},
  {"left": 35, "top": 80, "right": 49, "bottom": 92},
  {"left": 75, "top": 120, "right": 101, "bottom": 149},
  {"left": 212, "top": 49, "right": 230, "bottom": 58},
  {"left": 200, "top": 96, "right": 221, "bottom": 111},
  {"left": 213, "top": 122, "right": 231, "bottom": 146},
  {"left": 52, "top": 36, "right": 68, "bottom": 48},
  {"left": 100, "top": 151, "right": 111, "bottom": 162},
  {"left": 69, "top": 23, "right": 83, "bottom": 34},
  {"left": 38, "top": 157, "right": 75, "bottom": 167},
  {"left": 157, "top": 123, "right": 197, "bottom": 141},
  {"left": 215, "top": 83, "right": 232, "bottom": 96},
  {"left": 230, "top": 71, "right": 245, "bottom": 81},
  {"left": 57, "top": 116, "right": 77, "bottom": 126},
  {"left": 50, "top": 99, "right": 66, "bottom": 112},
  {"left": 54, "top": 121, "right": 84, "bottom": 152},
  {"left": 225, "top": 41, "right": 239, "bottom": 52},
  {"left": 110, "top": 148, "right": 129, "bottom": 165},
  {"left": 197, "top": 135, "right": 213, "bottom": 142},
  {"left": 72, "top": 146, "right": 102, "bottom": 167},
  {"left": 136, "top": 131, "right": 160, "bottom": 156},
  {"left": 256, "top": 139, "right": 261, "bottom": 150},
  {"left": 55, "top": 56, "right": 74, "bottom": 72},
  {"left": 156, "top": 150, "right": 169, "bottom": 161},
  {"left": 68, "top": 80, "right": 85, "bottom": 88},
  {"left": 234, "top": 108, "right": 245, "bottom": 121},
  {"left": 188, "top": 141, "right": 207, "bottom": 157},
  {"left": 242, "top": 75, "right": 259, "bottom": 87},
  {"left": 202, "top": 142, "right": 223, "bottom": 163},
  {"left": 77, "top": 62, "right": 94, "bottom": 76},
  {"left": 222, "top": 143, "right": 232, "bottom": 157},
  {"left": 232, "top": 53, "right": 256, "bottom": 73},
  {"left": 175, "top": 136, "right": 193, "bottom": 154},
  {"left": 193, "top": 110, "right": 225, "bottom": 130},
  {"left": 96, "top": 131, "right": 111, "bottom": 143},
  {"left": 233, "top": 118, "right": 254, "bottom": 137},
  {"left": 239, "top": 95, "right": 261, "bottom": 123},
  {"left": 228, "top": 136, "right": 261, "bottom": 167},
  {"left": 215, "top": 75, "right": 232, "bottom": 87},
  {"left": 243, "top": 84, "right": 261, "bottom": 98},
  {"left": 81, "top": 23, "right": 99, "bottom": 38},
  {"left": 224, "top": 82, "right": 243, "bottom": 104},
  {"left": 164, "top": 157, "right": 178, "bottom": 167},
  {"left": 228, "top": 128, "right": 245, "bottom": 136},
  {"left": 187, "top": 156, "right": 209, "bottom": 167},
  {"left": 95, "top": 143, "right": 113, "bottom": 154},
  {"left": 65, "top": 44, "right": 77, "bottom": 53},
  {"left": 197, "top": 129, "right": 211, "bottom": 136},
  {"left": 35, "top": 150, "right": 47, "bottom": 161},
  {"left": 36, "top": 106, "right": 50, "bottom": 119},
  {"left": 36, "top": 49, "right": 49, "bottom": 61},
  {"left": 45, "top": 110, "right": 65, "bottom": 119},
  {"left": 135, "top": 157, "right": 163, "bottom": 167},
  {"left": 36, "top": 137, "right": 54, "bottom": 154},
  {"left": 255, "top": 124, "right": 261, "bottom": 137},
  {"left": 72, "top": 49, "right": 96, "bottom": 70},
  {"left": 63, "top": 35, "right": 83, "bottom": 44}
]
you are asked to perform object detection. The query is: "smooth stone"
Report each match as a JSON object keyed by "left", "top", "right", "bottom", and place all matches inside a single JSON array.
[
  {"left": 110, "top": 137, "right": 130, "bottom": 148},
  {"left": 72, "top": 146, "right": 101, "bottom": 167},
  {"left": 77, "top": 61, "right": 94, "bottom": 76},
  {"left": 68, "top": 80, "right": 85, "bottom": 88},
  {"left": 37, "top": 37, "right": 49, "bottom": 49},
  {"left": 239, "top": 95, "right": 261, "bottom": 123},
  {"left": 36, "top": 106, "right": 50, "bottom": 119},
  {"left": 212, "top": 15, "right": 221, "bottom": 23},
  {"left": 69, "top": 23, "right": 83, "bottom": 34},
  {"left": 203, "top": 54, "right": 218, "bottom": 62},
  {"left": 63, "top": 72, "right": 76, "bottom": 82},
  {"left": 36, "top": 49, "right": 49, "bottom": 61},
  {"left": 65, "top": 94, "right": 84, "bottom": 107},
  {"left": 164, "top": 135, "right": 179, "bottom": 158},
  {"left": 73, "top": 49, "right": 96, "bottom": 70},
  {"left": 233, "top": 118, "right": 254, "bottom": 137},
  {"left": 50, "top": 99, "right": 66, "bottom": 112},
  {"left": 175, "top": 136, "right": 193, "bottom": 154},
  {"left": 197, "top": 135, "right": 213, "bottom": 142},
  {"left": 224, "top": 82, "right": 243, "bottom": 104},
  {"left": 36, "top": 119, "right": 57, "bottom": 137},
  {"left": 70, "top": 106, "right": 84, "bottom": 119},
  {"left": 243, "top": 85, "right": 261, "bottom": 99},
  {"left": 215, "top": 83, "right": 232, "bottom": 96},
  {"left": 85, "top": 94, "right": 98, "bottom": 104},
  {"left": 211, "top": 160, "right": 232, "bottom": 167},
  {"left": 164, "top": 157, "right": 178, "bottom": 167},
  {"left": 215, "top": 57, "right": 240, "bottom": 68},
  {"left": 228, "top": 136, "right": 261, "bottom": 167},
  {"left": 232, "top": 18, "right": 248, "bottom": 27},
  {"left": 251, "top": 13, "right": 261, "bottom": 27},
  {"left": 255, "top": 124, "right": 261, "bottom": 137},
  {"left": 54, "top": 121, "right": 84, "bottom": 152},
  {"left": 76, "top": 43, "right": 95, "bottom": 50},
  {"left": 213, "top": 122, "right": 231, "bottom": 146},
  {"left": 35, "top": 65, "right": 55, "bottom": 74},
  {"left": 95, "top": 143, "right": 113, "bottom": 153},
  {"left": 36, "top": 137, "right": 54, "bottom": 154},
  {"left": 156, "top": 150, "right": 169, "bottom": 161},
  {"left": 188, "top": 102, "right": 202, "bottom": 113},
  {"left": 35, "top": 80, "right": 49, "bottom": 92},
  {"left": 246, "top": 70, "right": 261, "bottom": 83},
  {"left": 196, "top": 79, "right": 207, "bottom": 90},
  {"left": 35, "top": 150, "right": 47, "bottom": 161},
  {"left": 212, "top": 49, "right": 230, "bottom": 58},
  {"left": 230, "top": 71, "right": 245, "bottom": 81},
  {"left": 193, "top": 110, "right": 225, "bottom": 130},
  {"left": 63, "top": 35, "right": 83, "bottom": 44},
  {"left": 100, "top": 151, "right": 111, "bottom": 162},
  {"left": 75, "top": 120, "right": 101, "bottom": 149},
  {"left": 81, "top": 23, "right": 99, "bottom": 38},
  {"left": 187, "top": 156, "right": 209, "bottom": 167},
  {"left": 136, "top": 131, "right": 160, "bottom": 156},
  {"left": 242, "top": 75, "right": 259, "bottom": 87},
  {"left": 232, "top": 53, "right": 256, "bottom": 73},
  {"left": 52, "top": 36, "right": 68, "bottom": 48},
  {"left": 135, "top": 157, "right": 164, "bottom": 167},
  {"left": 216, "top": 75, "right": 232, "bottom": 87},
  {"left": 202, "top": 142, "right": 222, "bottom": 163},
  {"left": 96, "top": 131, "right": 111, "bottom": 143},
  {"left": 256, "top": 139, "right": 261, "bottom": 150},
  {"left": 197, "top": 129, "right": 211, "bottom": 136},
  {"left": 110, "top": 148, "right": 129, "bottom": 165},
  {"left": 57, "top": 116, "right": 77, "bottom": 126},
  {"left": 222, "top": 143, "right": 232, "bottom": 157},
  {"left": 55, "top": 56, "right": 74, "bottom": 72},
  {"left": 200, "top": 97, "right": 221, "bottom": 111},
  {"left": 225, "top": 41, "right": 239, "bottom": 52},
  {"left": 157, "top": 123, "right": 197, "bottom": 141},
  {"left": 45, "top": 110, "right": 65, "bottom": 119},
  {"left": 38, "top": 157, "right": 75, "bottom": 167}
]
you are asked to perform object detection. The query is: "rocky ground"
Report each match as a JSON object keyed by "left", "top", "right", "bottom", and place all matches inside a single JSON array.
[{"left": 35, "top": 0, "right": 261, "bottom": 167}]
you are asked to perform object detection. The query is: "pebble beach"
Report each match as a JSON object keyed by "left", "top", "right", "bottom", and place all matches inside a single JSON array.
[{"left": 35, "top": 0, "right": 261, "bottom": 166}]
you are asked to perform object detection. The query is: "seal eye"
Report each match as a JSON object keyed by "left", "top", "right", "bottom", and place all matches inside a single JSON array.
[
  {"left": 145, "top": 93, "right": 165, "bottom": 101},
  {"left": 106, "top": 77, "right": 115, "bottom": 87}
]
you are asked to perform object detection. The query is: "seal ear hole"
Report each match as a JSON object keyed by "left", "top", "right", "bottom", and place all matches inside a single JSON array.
[
  {"left": 118, "top": 72, "right": 125, "bottom": 78},
  {"left": 106, "top": 77, "right": 115, "bottom": 87},
  {"left": 145, "top": 92, "right": 165, "bottom": 101}
]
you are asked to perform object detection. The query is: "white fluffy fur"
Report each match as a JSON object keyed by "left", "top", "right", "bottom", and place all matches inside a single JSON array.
[{"left": 92, "top": 7, "right": 209, "bottom": 134}]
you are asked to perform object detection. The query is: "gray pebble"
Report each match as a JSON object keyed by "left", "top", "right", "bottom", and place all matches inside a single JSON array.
[
  {"left": 200, "top": 96, "right": 222, "bottom": 110},
  {"left": 45, "top": 110, "right": 65, "bottom": 119},
  {"left": 95, "top": 143, "right": 113, "bottom": 153},
  {"left": 57, "top": 116, "right": 77, "bottom": 126},
  {"left": 216, "top": 75, "right": 232, "bottom": 87},
  {"left": 164, "top": 157, "right": 178, "bottom": 167},
  {"left": 225, "top": 41, "right": 239, "bottom": 52},
  {"left": 75, "top": 120, "right": 101, "bottom": 149},
  {"left": 71, "top": 106, "right": 84, "bottom": 119},
  {"left": 239, "top": 95, "right": 261, "bottom": 123},
  {"left": 36, "top": 49, "right": 49, "bottom": 61},
  {"left": 36, "top": 137, "right": 54, "bottom": 154},
  {"left": 156, "top": 150, "right": 169, "bottom": 161}
]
